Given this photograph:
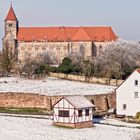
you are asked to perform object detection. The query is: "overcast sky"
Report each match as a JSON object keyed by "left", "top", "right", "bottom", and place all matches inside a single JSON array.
[{"left": 1, "top": 0, "right": 140, "bottom": 46}]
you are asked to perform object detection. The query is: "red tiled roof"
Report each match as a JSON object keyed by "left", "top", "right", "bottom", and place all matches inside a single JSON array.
[
  {"left": 136, "top": 69, "right": 140, "bottom": 73},
  {"left": 5, "top": 6, "right": 17, "bottom": 21},
  {"left": 17, "top": 26, "right": 118, "bottom": 42},
  {"left": 72, "top": 27, "right": 91, "bottom": 41}
]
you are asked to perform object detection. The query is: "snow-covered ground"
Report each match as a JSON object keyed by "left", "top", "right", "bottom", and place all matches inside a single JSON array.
[
  {"left": 0, "top": 77, "right": 116, "bottom": 96},
  {"left": 96, "top": 117, "right": 140, "bottom": 129},
  {"left": 0, "top": 116, "right": 139, "bottom": 140}
]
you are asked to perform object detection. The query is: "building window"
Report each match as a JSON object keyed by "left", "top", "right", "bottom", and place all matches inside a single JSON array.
[
  {"left": 79, "top": 44, "right": 85, "bottom": 57},
  {"left": 85, "top": 109, "right": 89, "bottom": 116},
  {"left": 92, "top": 42, "right": 97, "bottom": 57},
  {"left": 68, "top": 43, "right": 70, "bottom": 53},
  {"left": 122, "top": 104, "right": 127, "bottom": 110},
  {"left": 9, "top": 23, "right": 12, "bottom": 27},
  {"left": 135, "top": 80, "right": 138, "bottom": 86},
  {"left": 134, "top": 92, "right": 139, "bottom": 98},
  {"left": 78, "top": 110, "right": 82, "bottom": 117},
  {"left": 59, "top": 110, "right": 69, "bottom": 117}
]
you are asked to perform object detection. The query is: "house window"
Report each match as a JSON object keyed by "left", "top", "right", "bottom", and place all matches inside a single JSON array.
[
  {"left": 85, "top": 109, "right": 89, "bottom": 116},
  {"left": 135, "top": 80, "right": 138, "bottom": 86},
  {"left": 134, "top": 92, "right": 139, "bottom": 98},
  {"left": 122, "top": 104, "right": 127, "bottom": 110},
  {"left": 78, "top": 110, "right": 82, "bottom": 117},
  {"left": 59, "top": 110, "right": 69, "bottom": 117}
]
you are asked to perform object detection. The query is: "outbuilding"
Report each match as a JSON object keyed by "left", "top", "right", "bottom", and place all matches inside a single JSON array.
[{"left": 53, "top": 96, "right": 95, "bottom": 128}]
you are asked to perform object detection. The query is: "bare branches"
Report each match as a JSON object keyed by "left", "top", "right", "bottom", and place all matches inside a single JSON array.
[
  {"left": 0, "top": 41, "right": 16, "bottom": 76},
  {"left": 95, "top": 41, "right": 140, "bottom": 84}
]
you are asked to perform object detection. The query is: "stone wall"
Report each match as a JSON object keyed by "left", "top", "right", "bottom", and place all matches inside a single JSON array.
[
  {"left": 0, "top": 92, "right": 51, "bottom": 110},
  {"left": 86, "top": 93, "right": 116, "bottom": 111},
  {"left": 17, "top": 41, "right": 93, "bottom": 63},
  {"left": 50, "top": 73, "right": 124, "bottom": 86},
  {"left": 0, "top": 92, "right": 116, "bottom": 112}
]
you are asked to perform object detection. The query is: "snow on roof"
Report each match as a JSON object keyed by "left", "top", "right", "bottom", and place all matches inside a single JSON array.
[{"left": 65, "top": 96, "right": 95, "bottom": 109}]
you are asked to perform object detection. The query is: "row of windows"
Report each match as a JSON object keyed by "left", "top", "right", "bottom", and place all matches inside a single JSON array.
[{"left": 58, "top": 109, "right": 90, "bottom": 118}]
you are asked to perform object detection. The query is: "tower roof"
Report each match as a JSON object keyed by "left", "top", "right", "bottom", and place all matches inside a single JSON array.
[{"left": 5, "top": 5, "right": 17, "bottom": 21}]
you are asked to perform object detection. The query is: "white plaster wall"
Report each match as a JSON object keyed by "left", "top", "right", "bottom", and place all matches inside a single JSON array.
[
  {"left": 75, "top": 108, "right": 93, "bottom": 123},
  {"left": 116, "top": 71, "right": 140, "bottom": 116}
]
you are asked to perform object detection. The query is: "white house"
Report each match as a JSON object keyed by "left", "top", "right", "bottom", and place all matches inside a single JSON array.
[
  {"left": 53, "top": 96, "right": 95, "bottom": 128},
  {"left": 116, "top": 69, "right": 140, "bottom": 116}
]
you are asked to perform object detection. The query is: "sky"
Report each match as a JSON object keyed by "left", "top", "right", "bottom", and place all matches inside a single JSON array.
[{"left": 1, "top": 0, "right": 140, "bottom": 46}]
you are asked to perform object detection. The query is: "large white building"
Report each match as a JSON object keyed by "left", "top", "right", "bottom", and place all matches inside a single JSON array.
[
  {"left": 116, "top": 69, "right": 140, "bottom": 116},
  {"left": 53, "top": 96, "right": 94, "bottom": 128}
]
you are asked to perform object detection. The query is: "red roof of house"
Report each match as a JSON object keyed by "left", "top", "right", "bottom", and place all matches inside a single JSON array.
[
  {"left": 17, "top": 26, "right": 118, "bottom": 42},
  {"left": 5, "top": 6, "right": 17, "bottom": 21},
  {"left": 136, "top": 69, "right": 140, "bottom": 73}
]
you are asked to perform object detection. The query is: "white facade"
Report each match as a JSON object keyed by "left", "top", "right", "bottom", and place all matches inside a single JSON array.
[
  {"left": 116, "top": 70, "right": 140, "bottom": 116},
  {"left": 53, "top": 96, "right": 94, "bottom": 124}
]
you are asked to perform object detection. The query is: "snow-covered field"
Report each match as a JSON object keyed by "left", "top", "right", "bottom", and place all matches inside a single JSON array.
[
  {"left": 0, "top": 77, "right": 116, "bottom": 96},
  {"left": 0, "top": 116, "right": 139, "bottom": 140}
]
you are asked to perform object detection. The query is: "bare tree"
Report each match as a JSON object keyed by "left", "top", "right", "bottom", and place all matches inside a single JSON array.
[
  {"left": 95, "top": 41, "right": 140, "bottom": 85},
  {"left": 35, "top": 52, "right": 53, "bottom": 65},
  {"left": 0, "top": 41, "right": 16, "bottom": 76},
  {"left": 20, "top": 54, "right": 38, "bottom": 78}
]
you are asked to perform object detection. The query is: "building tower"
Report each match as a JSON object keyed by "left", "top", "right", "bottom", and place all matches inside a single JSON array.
[
  {"left": 3, "top": 5, "right": 19, "bottom": 58},
  {"left": 5, "top": 4, "right": 18, "bottom": 37}
]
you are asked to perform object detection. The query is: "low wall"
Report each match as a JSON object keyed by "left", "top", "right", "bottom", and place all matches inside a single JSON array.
[
  {"left": 0, "top": 92, "right": 52, "bottom": 110},
  {"left": 0, "top": 92, "right": 116, "bottom": 112},
  {"left": 86, "top": 93, "right": 116, "bottom": 111},
  {"left": 50, "top": 73, "right": 124, "bottom": 86}
]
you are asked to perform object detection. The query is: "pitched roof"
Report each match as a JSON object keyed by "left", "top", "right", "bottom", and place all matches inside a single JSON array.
[
  {"left": 17, "top": 26, "right": 118, "bottom": 42},
  {"left": 72, "top": 27, "right": 91, "bottom": 41},
  {"left": 64, "top": 96, "right": 95, "bottom": 109},
  {"left": 5, "top": 6, "right": 17, "bottom": 21},
  {"left": 136, "top": 69, "right": 140, "bottom": 74},
  {"left": 116, "top": 68, "right": 140, "bottom": 91}
]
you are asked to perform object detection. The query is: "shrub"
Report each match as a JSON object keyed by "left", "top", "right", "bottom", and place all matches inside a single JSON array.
[
  {"left": 35, "top": 64, "right": 50, "bottom": 75},
  {"left": 58, "top": 57, "right": 75, "bottom": 74},
  {"left": 135, "top": 112, "right": 140, "bottom": 123}
]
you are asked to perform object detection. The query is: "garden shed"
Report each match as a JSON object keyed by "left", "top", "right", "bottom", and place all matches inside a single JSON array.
[{"left": 53, "top": 96, "right": 95, "bottom": 128}]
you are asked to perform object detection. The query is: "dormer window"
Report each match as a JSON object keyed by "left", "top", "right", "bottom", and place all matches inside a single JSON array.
[{"left": 135, "top": 80, "right": 138, "bottom": 86}]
